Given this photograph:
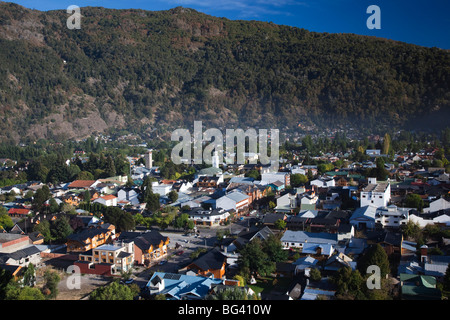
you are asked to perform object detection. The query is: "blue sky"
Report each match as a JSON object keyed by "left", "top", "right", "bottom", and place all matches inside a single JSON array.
[{"left": 5, "top": 0, "right": 450, "bottom": 49}]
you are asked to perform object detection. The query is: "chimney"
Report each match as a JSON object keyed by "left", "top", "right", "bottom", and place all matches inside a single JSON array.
[{"left": 420, "top": 245, "right": 428, "bottom": 264}]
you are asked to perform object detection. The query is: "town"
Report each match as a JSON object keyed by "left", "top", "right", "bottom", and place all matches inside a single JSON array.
[{"left": 0, "top": 129, "right": 449, "bottom": 301}]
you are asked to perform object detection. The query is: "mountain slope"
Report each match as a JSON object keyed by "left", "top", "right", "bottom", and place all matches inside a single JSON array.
[{"left": 0, "top": 3, "right": 449, "bottom": 142}]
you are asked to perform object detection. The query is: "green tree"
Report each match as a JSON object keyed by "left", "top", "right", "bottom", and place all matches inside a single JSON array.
[
  {"left": 290, "top": 173, "right": 308, "bottom": 187},
  {"left": 89, "top": 281, "right": 135, "bottom": 300},
  {"left": 168, "top": 190, "right": 178, "bottom": 203},
  {"left": 207, "top": 287, "right": 250, "bottom": 300},
  {"left": 331, "top": 266, "right": 365, "bottom": 300},
  {"left": 50, "top": 215, "right": 73, "bottom": 243},
  {"left": 405, "top": 193, "right": 424, "bottom": 212},
  {"left": 310, "top": 268, "right": 322, "bottom": 282},
  {"left": 0, "top": 210, "right": 14, "bottom": 230},
  {"left": 357, "top": 244, "right": 390, "bottom": 278},
  {"left": 42, "top": 270, "right": 60, "bottom": 300},
  {"left": 103, "top": 207, "right": 135, "bottom": 232},
  {"left": 262, "top": 234, "right": 288, "bottom": 262},
  {"left": 237, "top": 238, "right": 275, "bottom": 278}
]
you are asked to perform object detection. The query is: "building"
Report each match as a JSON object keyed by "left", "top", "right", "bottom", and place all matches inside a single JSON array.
[
  {"left": 147, "top": 272, "right": 223, "bottom": 300},
  {"left": 374, "top": 205, "right": 410, "bottom": 228},
  {"left": 261, "top": 172, "right": 290, "bottom": 187},
  {"left": 93, "top": 194, "right": 118, "bottom": 207},
  {"left": 215, "top": 191, "right": 249, "bottom": 213},
  {"left": 188, "top": 207, "right": 230, "bottom": 226},
  {"left": 144, "top": 151, "right": 153, "bottom": 169},
  {"left": 183, "top": 248, "right": 227, "bottom": 279},
  {"left": 360, "top": 177, "right": 391, "bottom": 207},
  {"left": 75, "top": 243, "right": 134, "bottom": 276},
  {"left": 66, "top": 225, "right": 116, "bottom": 252},
  {"left": 0, "top": 234, "right": 31, "bottom": 253},
  {"left": 280, "top": 230, "right": 338, "bottom": 256},
  {"left": 116, "top": 230, "right": 169, "bottom": 266}
]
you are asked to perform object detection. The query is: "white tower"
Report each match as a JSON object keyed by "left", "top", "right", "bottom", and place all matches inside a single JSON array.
[
  {"left": 212, "top": 151, "right": 219, "bottom": 169},
  {"left": 144, "top": 151, "right": 153, "bottom": 169}
]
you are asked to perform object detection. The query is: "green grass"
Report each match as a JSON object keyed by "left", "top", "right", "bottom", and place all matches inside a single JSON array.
[{"left": 248, "top": 275, "right": 292, "bottom": 295}]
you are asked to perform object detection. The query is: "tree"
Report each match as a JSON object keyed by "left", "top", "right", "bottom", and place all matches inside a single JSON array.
[
  {"left": 42, "top": 270, "right": 60, "bottom": 300},
  {"left": 146, "top": 192, "right": 160, "bottom": 212},
  {"left": 357, "top": 244, "right": 390, "bottom": 278},
  {"left": 290, "top": 173, "right": 308, "bottom": 187},
  {"left": 382, "top": 133, "right": 391, "bottom": 155},
  {"left": 443, "top": 264, "right": 450, "bottom": 297},
  {"left": 310, "top": 268, "right": 322, "bottom": 282},
  {"left": 207, "top": 287, "right": 250, "bottom": 300},
  {"left": 89, "top": 281, "right": 135, "bottom": 300},
  {"left": 405, "top": 193, "right": 424, "bottom": 212},
  {"left": 274, "top": 219, "right": 286, "bottom": 230},
  {"left": 262, "top": 234, "right": 288, "bottom": 262},
  {"left": 168, "top": 190, "right": 178, "bottom": 203},
  {"left": 51, "top": 215, "right": 73, "bottom": 243},
  {"left": 103, "top": 207, "right": 135, "bottom": 232},
  {"left": 331, "top": 266, "right": 365, "bottom": 300},
  {"left": 237, "top": 238, "right": 275, "bottom": 278},
  {"left": 0, "top": 210, "right": 14, "bottom": 230}
]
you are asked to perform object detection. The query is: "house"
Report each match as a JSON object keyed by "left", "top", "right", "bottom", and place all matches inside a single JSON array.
[
  {"left": 268, "top": 180, "right": 285, "bottom": 192},
  {"left": 7, "top": 207, "right": 31, "bottom": 218},
  {"left": 300, "top": 278, "right": 337, "bottom": 300},
  {"left": 299, "top": 191, "right": 319, "bottom": 211},
  {"left": 261, "top": 172, "right": 290, "bottom": 187},
  {"left": 293, "top": 256, "right": 318, "bottom": 275},
  {"left": 66, "top": 225, "right": 116, "bottom": 252},
  {"left": 182, "top": 248, "right": 227, "bottom": 279},
  {"left": 196, "top": 176, "right": 220, "bottom": 188},
  {"left": 152, "top": 182, "right": 173, "bottom": 196},
  {"left": 280, "top": 230, "right": 338, "bottom": 255},
  {"left": 366, "top": 230, "right": 403, "bottom": 257},
  {"left": 67, "top": 180, "right": 99, "bottom": 189},
  {"left": 311, "top": 177, "right": 335, "bottom": 188},
  {"left": 360, "top": 178, "right": 391, "bottom": 207},
  {"left": 93, "top": 194, "right": 117, "bottom": 207},
  {"left": 261, "top": 213, "right": 287, "bottom": 229},
  {"left": 423, "top": 197, "right": 450, "bottom": 214},
  {"left": 275, "top": 192, "right": 298, "bottom": 213},
  {"left": 0, "top": 245, "right": 42, "bottom": 268},
  {"left": 116, "top": 230, "right": 169, "bottom": 266},
  {"left": 399, "top": 274, "right": 441, "bottom": 300},
  {"left": 147, "top": 272, "right": 223, "bottom": 300},
  {"left": 0, "top": 234, "right": 31, "bottom": 253},
  {"left": 187, "top": 207, "right": 230, "bottom": 226},
  {"left": 374, "top": 205, "right": 410, "bottom": 228},
  {"left": 323, "top": 252, "right": 357, "bottom": 272},
  {"left": 350, "top": 205, "right": 378, "bottom": 230},
  {"left": 75, "top": 243, "right": 134, "bottom": 276},
  {"left": 215, "top": 191, "right": 249, "bottom": 213},
  {"left": 233, "top": 226, "right": 274, "bottom": 250}
]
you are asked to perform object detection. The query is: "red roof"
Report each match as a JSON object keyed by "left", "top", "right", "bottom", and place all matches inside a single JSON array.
[
  {"left": 8, "top": 208, "right": 30, "bottom": 215},
  {"left": 100, "top": 194, "right": 117, "bottom": 200},
  {"left": 68, "top": 180, "right": 96, "bottom": 188}
]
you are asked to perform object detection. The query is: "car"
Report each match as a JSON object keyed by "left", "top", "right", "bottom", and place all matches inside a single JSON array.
[
  {"left": 158, "top": 260, "right": 167, "bottom": 265},
  {"left": 175, "top": 250, "right": 184, "bottom": 256},
  {"left": 125, "top": 278, "right": 135, "bottom": 284}
]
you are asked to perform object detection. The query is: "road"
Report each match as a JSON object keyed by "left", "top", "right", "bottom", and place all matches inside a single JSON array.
[{"left": 132, "top": 213, "right": 259, "bottom": 289}]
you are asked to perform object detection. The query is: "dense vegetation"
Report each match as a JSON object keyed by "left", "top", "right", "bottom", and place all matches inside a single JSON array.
[{"left": 0, "top": 3, "right": 449, "bottom": 142}]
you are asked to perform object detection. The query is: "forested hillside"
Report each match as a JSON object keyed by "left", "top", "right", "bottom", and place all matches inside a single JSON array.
[{"left": 0, "top": 2, "right": 449, "bottom": 142}]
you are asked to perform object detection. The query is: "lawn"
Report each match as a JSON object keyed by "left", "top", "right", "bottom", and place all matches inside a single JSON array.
[{"left": 248, "top": 275, "right": 292, "bottom": 296}]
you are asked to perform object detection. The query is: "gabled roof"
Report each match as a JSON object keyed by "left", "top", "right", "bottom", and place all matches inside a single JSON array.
[
  {"left": 118, "top": 230, "right": 168, "bottom": 251},
  {"left": 68, "top": 180, "right": 97, "bottom": 188},
  {"left": 189, "top": 248, "right": 227, "bottom": 271}
]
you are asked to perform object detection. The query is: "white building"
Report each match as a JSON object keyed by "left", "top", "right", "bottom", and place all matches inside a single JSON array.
[
  {"left": 374, "top": 205, "right": 410, "bottom": 228},
  {"left": 93, "top": 194, "right": 118, "bottom": 207},
  {"left": 144, "top": 151, "right": 153, "bottom": 169},
  {"left": 261, "top": 172, "right": 290, "bottom": 187},
  {"left": 152, "top": 182, "right": 172, "bottom": 196},
  {"left": 215, "top": 191, "right": 249, "bottom": 212},
  {"left": 360, "top": 177, "right": 391, "bottom": 207},
  {"left": 310, "top": 177, "right": 335, "bottom": 188},
  {"left": 117, "top": 188, "right": 140, "bottom": 206}
]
